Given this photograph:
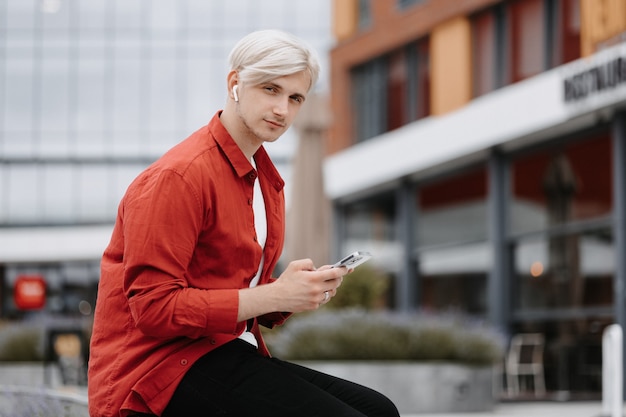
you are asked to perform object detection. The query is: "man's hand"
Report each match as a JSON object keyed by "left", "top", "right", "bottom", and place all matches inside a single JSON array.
[
  {"left": 237, "top": 258, "right": 347, "bottom": 322},
  {"left": 274, "top": 259, "right": 346, "bottom": 311}
]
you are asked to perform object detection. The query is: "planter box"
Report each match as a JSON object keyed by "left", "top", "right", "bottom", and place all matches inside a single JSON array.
[
  {"left": 0, "top": 385, "right": 88, "bottom": 417},
  {"left": 0, "top": 363, "right": 88, "bottom": 417},
  {"left": 298, "top": 361, "right": 496, "bottom": 414}
]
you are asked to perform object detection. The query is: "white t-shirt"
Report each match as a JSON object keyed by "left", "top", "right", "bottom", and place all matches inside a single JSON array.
[{"left": 238, "top": 158, "right": 266, "bottom": 347}]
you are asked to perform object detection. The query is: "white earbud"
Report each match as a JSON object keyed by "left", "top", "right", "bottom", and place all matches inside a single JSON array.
[{"left": 232, "top": 85, "right": 239, "bottom": 102}]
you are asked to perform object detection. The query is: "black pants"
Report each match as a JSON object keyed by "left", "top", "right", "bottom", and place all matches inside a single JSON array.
[{"left": 162, "top": 339, "right": 400, "bottom": 417}]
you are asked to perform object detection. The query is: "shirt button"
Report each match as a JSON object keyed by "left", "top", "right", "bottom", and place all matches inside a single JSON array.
[
  {"left": 248, "top": 173, "right": 256, "bottom": 180},
  {"left": 248, "top": 198, "right": 253, "bottom": 205},
  {"left": 253, "top": 236, "right": 257, "bottom": 242},
  {"left": 210, "top": 339, "right": 216, "bottom": 345},
  {"left": 180, "top": 359, "right": 188, "bottom": 366}
]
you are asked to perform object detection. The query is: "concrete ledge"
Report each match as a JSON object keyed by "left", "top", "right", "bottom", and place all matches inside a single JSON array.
[
  {"left": 0, "top": 385, "right": 88, "bottom": 417},
  {"left": 298, "top": 361, "right": 495, "bottom": 414}
]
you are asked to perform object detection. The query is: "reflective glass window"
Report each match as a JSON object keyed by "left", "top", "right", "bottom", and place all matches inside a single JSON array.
[
  {"left": 512, "top": 228, "right": 614, "bottom": 314},
  {"left": 78, "top": 0, "right": 108, "bottom": 31},
  {"left": 417, "top": 166, "right": 488, "bottom": 247},
  {"left": 472, "top": 8, "right": 497, "bottom": 97},
  {"left": 416, "top": 166, "right": 488, "bottom": 316},
  {"left": 0, "top": 165, "right": 6, "bottom": 222},
  {"left": 345, "top": 193, "right": 396, "bottom": 243},
  {"left": 40, "top": 59, "right": 70, "bottom": 132},
  {"left": 76, "top": 58, "right": 106, "bottom": 133},
  {"left": 510, "top": 132, "right": 612, "bottom": 235},
  {"left": 1, "top": 0, "right": 333, "bottom": 227},
  {"left": 508, "top": 0, "right": 546, "bottom": 82},
  {"left": 78, "top": 165, "right": 113, "bottom": 222},
  {"left": 358, "top": 0, "right": 372, "bottom": 30},
  {"left": 472, "top": 0, "right": 580, "bottom": 92},
  {"left": 6, "top": 1, "right": 37, "bottom": 30},
  {"left": 38, "top": 131, "right": 72, "bottom": 158},
  {"left": 509, "top": 129, "right": 614, "bottom": 394},
  {"left": 41, "top": 0, "right": 71, "bottom": 31},
  {"left": 147, "top": 0, "right": 180, "bottom": 35},
  {"left": 185, "top": 1, "right": 216, "bottom": 30},
  {"left": 74, "top": 131, "right": 106, "bottom": 157},
  {"left": 387, "top": 49, "right": 408, "bottom": 131},
  {"left": 352, "top": 58, "right": 386, "bottom": 142},
  {"left": 185, "top": 54, "right": 214, "bottom": 127},
  {"left": 149, "top": 56, "right": 178, "bottom": 133},
  {"left": 410, "top": 38, "right": 430, "bottom": 121},
  {"left": 6, "top": 165, "right": 40, "bottom": 222},
  {"left": 419, "top": 251, "right": 488, "bottom": 315},
  {"left": 42, "top": 164, "right": 75, "bottom": 222},
  {"left": 114, "top": 0, "right": 143, "bottom": 29},
  {"left": 398, "top": 0, "right": 424, "bottom": 9},
  {"left": 555, "top": 0, "right": 581, "bottom": 65},
  {"left": 343, "top": 192, "right": 398, "bottom": 273},
  {"left": 112, "top": 58, "right": 142, "bottom": 134},
  {"left": 352, "top": 38, "right": 429, "bottom": 141},
  {"left": 4, "top": 58, "right": 34, "bottom": 134},
  {"left": 3, "top": 131, "right": 33, "bottom": 159}
]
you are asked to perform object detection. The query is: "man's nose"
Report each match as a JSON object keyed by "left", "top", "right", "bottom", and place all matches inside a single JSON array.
[{"left": 273, "top": 96, "right": 289, "bottom": 116}]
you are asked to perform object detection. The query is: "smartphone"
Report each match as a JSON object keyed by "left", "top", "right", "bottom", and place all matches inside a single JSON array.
[{"left": 332, "top": 251, "right": 372, "bottom": 269}]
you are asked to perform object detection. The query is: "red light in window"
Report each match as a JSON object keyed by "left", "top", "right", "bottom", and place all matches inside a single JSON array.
[{"left": 14, "top": 275, "right": 46, "bottom": 310}]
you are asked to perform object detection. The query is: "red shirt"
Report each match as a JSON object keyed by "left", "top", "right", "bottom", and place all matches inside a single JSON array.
[{"left": 88, "top": 112, "right": 289, "bottom": 417}]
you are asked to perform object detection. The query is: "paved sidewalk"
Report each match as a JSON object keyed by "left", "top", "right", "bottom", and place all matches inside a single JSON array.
[
  {"left": 1, "top": 363, "right": 613, "bottom": 417},
  {"left": 0, "top": 362, "right": 611, "bottom": 417},
  {"left": 403, "top": 401, "right": 606, "bottom": 417},
  {"left": 0, "top": 385, "right": 610, "bottom": 417}
]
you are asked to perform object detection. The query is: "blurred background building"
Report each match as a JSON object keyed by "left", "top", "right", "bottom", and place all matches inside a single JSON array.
[
  {"left": 4, "top": 0, "right": 626, "bottom": 401},
  {"left": 0, "top": 0, "right": 332, "bottom": 317},
  {"left": 326, "top": 0, "right": 625, "bottom": 399}
]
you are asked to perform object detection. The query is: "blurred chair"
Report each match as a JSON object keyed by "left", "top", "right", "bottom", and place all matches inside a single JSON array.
[{"left": 505, "top": 333, "right": 546, "bottom": 397}]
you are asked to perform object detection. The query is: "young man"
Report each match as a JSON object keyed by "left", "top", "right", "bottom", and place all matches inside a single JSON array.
[{"left": 88, "top": 30, "right": 400, "bottom": 417}]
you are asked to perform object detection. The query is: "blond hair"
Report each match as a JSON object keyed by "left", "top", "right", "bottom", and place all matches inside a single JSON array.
[{"left": 229, "top": 29, "right": 320, "bottom": 91}]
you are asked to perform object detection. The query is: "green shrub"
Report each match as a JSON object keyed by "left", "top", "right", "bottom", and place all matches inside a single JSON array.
[
  {"left": 0, "top": 326, "right": 43, "bottom": 362},
  {"left": 326, "top": 265, "right": 390, "bottom": 310},
  {"left": 268, "top": 309, "right": 505, "bottom": 366}
]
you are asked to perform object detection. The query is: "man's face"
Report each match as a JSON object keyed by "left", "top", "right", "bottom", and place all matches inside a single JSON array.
[{"left": 235, "top": 70, "right": 311, "bottom": 145}]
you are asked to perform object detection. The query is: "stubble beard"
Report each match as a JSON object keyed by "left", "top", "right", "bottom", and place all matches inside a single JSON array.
[{"left": 241, "top": 113, "right": 283, "bottom": 144}]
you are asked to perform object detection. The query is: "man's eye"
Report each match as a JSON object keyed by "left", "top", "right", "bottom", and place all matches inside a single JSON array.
[{"left": 291, "top": 96, "right": 303, "bottom": 103}]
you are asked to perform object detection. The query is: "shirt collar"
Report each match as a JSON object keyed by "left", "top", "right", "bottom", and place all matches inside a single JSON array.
[{"left": 208, "top": 111, "right": 285, "bottom": 191}]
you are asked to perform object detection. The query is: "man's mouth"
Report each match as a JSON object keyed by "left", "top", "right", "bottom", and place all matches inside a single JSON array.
[{"left": 265, "top": 119, "right": 285, "bottom": 128}]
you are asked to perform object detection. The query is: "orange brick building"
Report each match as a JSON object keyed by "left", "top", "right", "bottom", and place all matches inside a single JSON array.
[{"left": 324, "top": 0, "right": 626, "bottom": 397}]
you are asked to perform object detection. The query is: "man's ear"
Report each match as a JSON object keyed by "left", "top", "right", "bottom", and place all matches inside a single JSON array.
[{"left": 227, "top": 70, "right": 239, "bottom": 96}]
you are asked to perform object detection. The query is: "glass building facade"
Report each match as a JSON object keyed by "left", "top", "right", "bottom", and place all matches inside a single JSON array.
[{"left": 0, "top": 0, "right": 332, "bottom": 317}]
